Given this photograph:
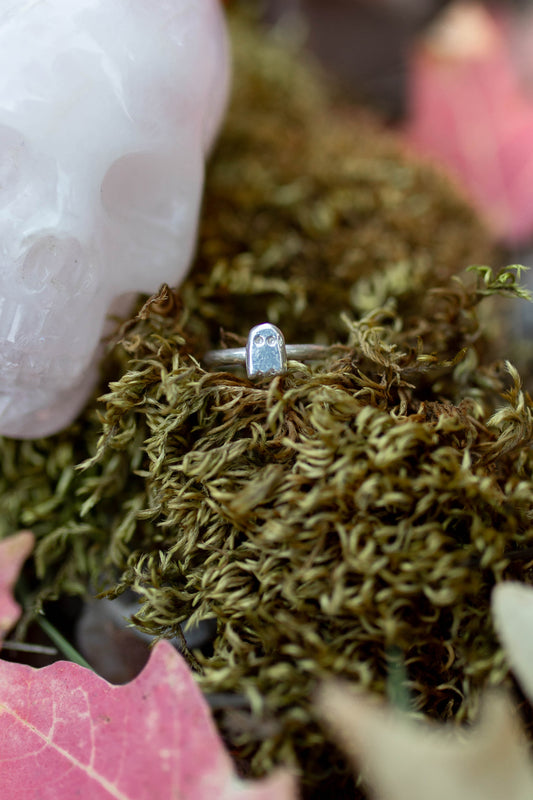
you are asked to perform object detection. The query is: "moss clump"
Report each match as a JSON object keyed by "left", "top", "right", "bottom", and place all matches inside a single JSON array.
[
  {"left": 80, "top": 269, "right": 533, "bottom": 796},
  {"left": 5, "top": 268, "right": 533, "bottom": 796}
]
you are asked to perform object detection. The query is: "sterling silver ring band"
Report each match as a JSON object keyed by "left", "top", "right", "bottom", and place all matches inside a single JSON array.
[{"left": 204, "top": 323, "right": 329, "bottom": 379}]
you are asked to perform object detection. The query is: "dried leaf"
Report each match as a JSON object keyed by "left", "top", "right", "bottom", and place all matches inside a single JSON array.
[
  {"left": 492, "top": 582, "right": 533, "bottom": 707},
  {"left": 0, "top": 531, "right": 34, "bottom": 644},
  {"left": 0, "top": 640, "right": 297, "bottom": 800},
  {"left": 316, "top": 683, "right": 533, "bottom": 800}
]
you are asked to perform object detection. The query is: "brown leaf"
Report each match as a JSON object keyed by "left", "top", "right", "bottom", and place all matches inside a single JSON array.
[
  {"left": 316, "top": 682, "right": 533, "bottom": 800},
  {"left": 492, "top": 582, "right": 533, "bottom": 707}
]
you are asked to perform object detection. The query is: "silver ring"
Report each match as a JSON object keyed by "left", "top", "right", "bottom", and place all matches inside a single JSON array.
[{"left": 203, "top": 323, "right": 329, "bottom": 378}]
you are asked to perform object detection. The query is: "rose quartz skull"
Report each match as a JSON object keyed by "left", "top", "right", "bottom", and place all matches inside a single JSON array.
[{"left": 0, "top": 0, "right": 230, "bottom": 438}]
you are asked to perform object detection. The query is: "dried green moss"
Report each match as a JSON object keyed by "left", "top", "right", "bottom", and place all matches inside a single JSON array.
[
  {"left": 4, "top": 267, "right": 533, "bottom": 796},
  {"left": 0, "top": 9, "right": 528, "bottom": 799},
  {"left": 82, "top": 269, "right": 533, "bottom": 791}
]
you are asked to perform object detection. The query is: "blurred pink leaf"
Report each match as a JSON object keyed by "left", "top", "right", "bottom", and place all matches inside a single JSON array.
[
  {"left": 0, "top": 640, "right": 297, "bottom": 800},
  {"left": 403, "top": 1, "right": 533, "bottom": 245},
  {"left": 0, "top": 531, "right": 34, "bottom": 644}
]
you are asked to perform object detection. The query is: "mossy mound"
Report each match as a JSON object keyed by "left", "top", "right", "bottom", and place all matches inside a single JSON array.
[
  {"left": 1, "top": 8, "right": 529, "bottom": 800},
  {"left": 86, "top": 270, "right": 533, "bottom": 796},
  {"left": 4, "top": 269, "right": 533, "bottom": 797}
]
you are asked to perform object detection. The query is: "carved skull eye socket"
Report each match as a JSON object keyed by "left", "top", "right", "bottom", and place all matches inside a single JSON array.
[{"left": 254, "top": 334, "right": 265, "bottom": 346}]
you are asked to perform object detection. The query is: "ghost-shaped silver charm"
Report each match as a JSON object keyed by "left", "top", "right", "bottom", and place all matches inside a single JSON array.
[{"left": 246, "top": 323, "right": 287, "bottom": 378}]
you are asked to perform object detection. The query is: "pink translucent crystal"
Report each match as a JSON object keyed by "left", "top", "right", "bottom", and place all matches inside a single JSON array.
[{"left": 0, "top": 0, "right": 230, "bottom": 438}]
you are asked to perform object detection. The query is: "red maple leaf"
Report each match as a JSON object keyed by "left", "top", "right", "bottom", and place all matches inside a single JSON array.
[
  {"left": 0, "top": 531, "right": 296, "bottom": 797},
  {"left": 0, "top": 640, "right": 297, "bottom": 799}
]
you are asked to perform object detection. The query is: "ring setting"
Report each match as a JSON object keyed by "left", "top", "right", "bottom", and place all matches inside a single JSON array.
[{"left": 204, "top": 323, "right": 329, "bottom": 378}]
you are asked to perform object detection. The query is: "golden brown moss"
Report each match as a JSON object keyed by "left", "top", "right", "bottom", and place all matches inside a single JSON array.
[{"left": 78, "top": 269, "right": 532, "bottom": 795}]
